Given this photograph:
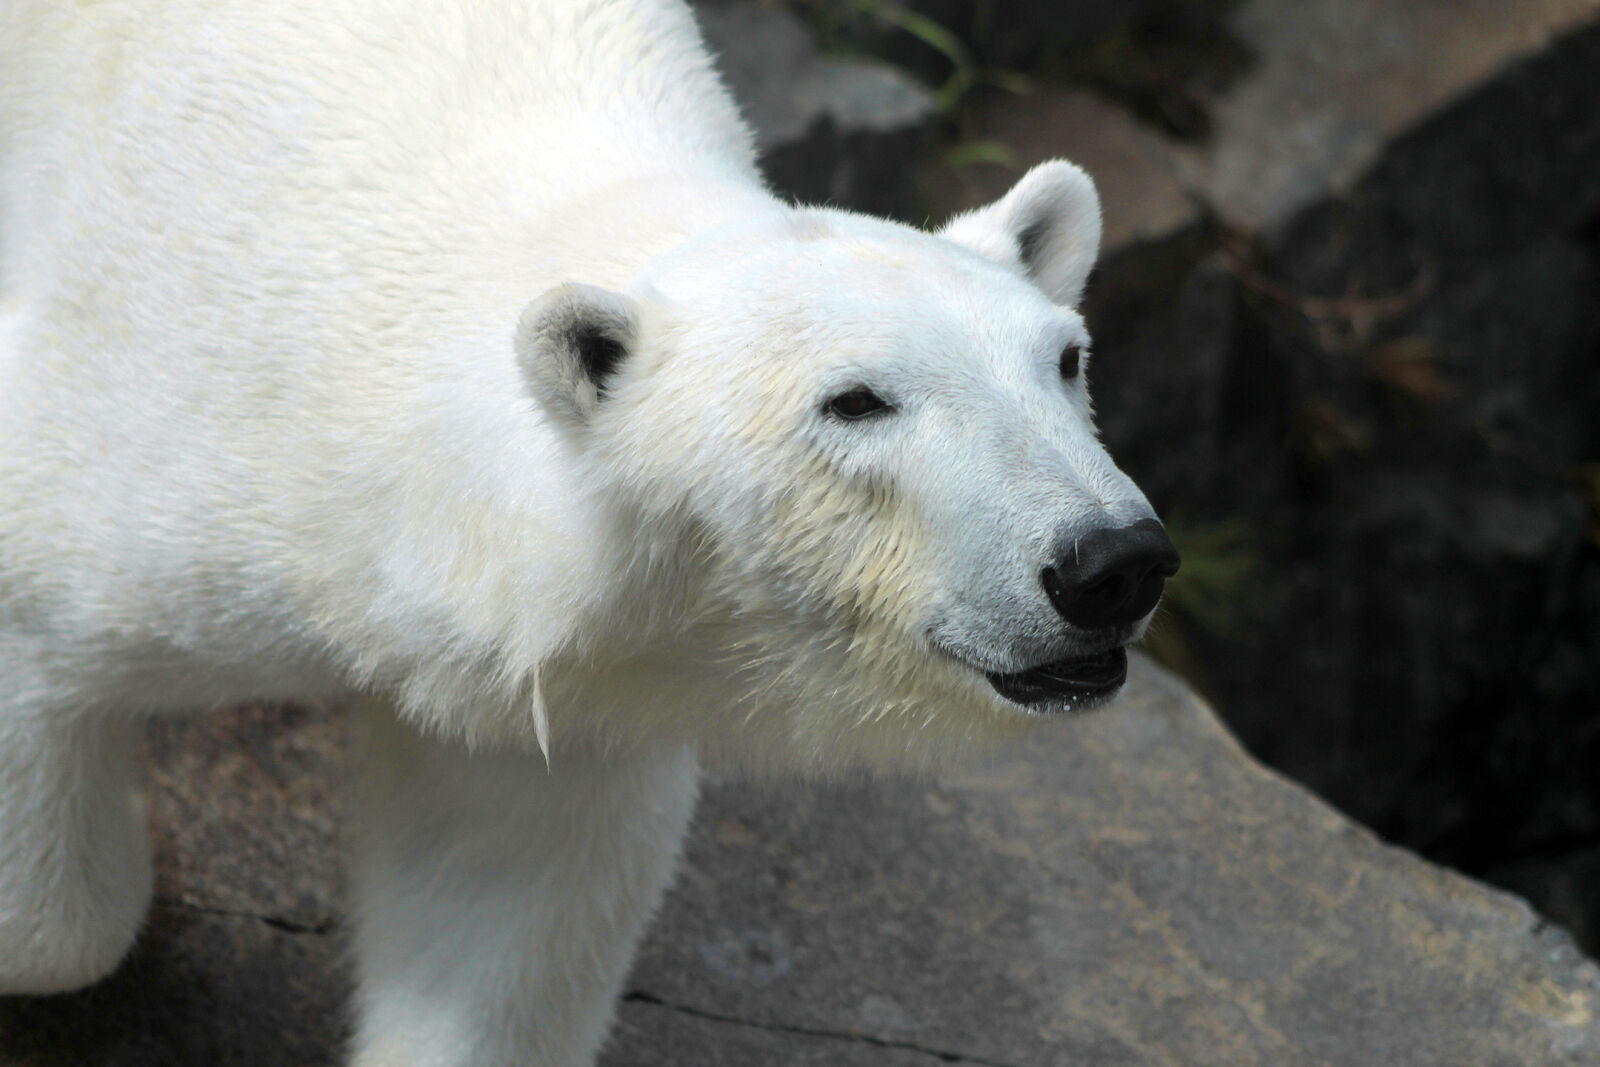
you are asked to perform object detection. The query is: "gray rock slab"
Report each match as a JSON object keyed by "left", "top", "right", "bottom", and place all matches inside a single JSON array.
[
  {"left": 918, "top": 86, "right": 1200, "bottom": 253},
  {"left": 607, "top": 997, "right": 947, "bottom": 1066},
  {"left": 1177, "top": 0, "right": 1600, "bottom": 232},
  {"left": 0, "top": 908, "right": 346, "bottom": 1067},
  {"left": 4, "top": 661, "right": 1595, "bottom": 1065},
  {"left": 0, "top": 708, "right": 352, "bottom": 1067},
  {"left": 694, "top": 1, "right": 936, "bottom": 219},
  {"left": 622, "top": 657, "right": 1600, "bottom": 1066},
  {"left": 921, "top": 0, "right": 1600, "bottom": 245},
  {"left": 143, "top": 702, "right": 345, "bottom": 933}
]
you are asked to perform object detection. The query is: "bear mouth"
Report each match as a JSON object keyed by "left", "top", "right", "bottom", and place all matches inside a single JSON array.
[{"left": 985, "top": 647, "right": 1128, "bottom": 712}]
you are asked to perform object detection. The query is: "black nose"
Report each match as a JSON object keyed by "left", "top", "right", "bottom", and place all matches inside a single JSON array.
[{"left": 1042, "top": 518, "right": 1180, "bottom": 630}]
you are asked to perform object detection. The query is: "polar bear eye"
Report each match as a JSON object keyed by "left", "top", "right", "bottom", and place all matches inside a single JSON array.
[
  {"left": 824, "top": 388, "right": 893, "bottom": 421},
  {"left": 1060, "top": 343, "right": 1085, "bottom": 381}
]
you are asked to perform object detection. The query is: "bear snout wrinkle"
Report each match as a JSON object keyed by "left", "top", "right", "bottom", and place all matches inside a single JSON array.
[{"left": 1043, "top": 518, "right": 1180, "bottom": 630}]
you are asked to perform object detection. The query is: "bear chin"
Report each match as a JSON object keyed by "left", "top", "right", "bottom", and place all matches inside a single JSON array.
[{"left": 984, "top": 647, "right": 1130, "bottom": 714}]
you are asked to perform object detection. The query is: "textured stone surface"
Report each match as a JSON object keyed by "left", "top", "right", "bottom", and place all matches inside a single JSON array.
[
  {"left": 0, "top": 708, "right": 351, "bottom": 1067},
  {"left": 608, "top": 998, "right": 945, "bottom": 1066},
  {"left": 1177, "top": 0, "right": 1600, "bottom": 230},
  {"left": 921, "top": 0, "right": 1600, "bottom": 249},
  {"left": 919, "top": 87, "right": 1199, "bottom": 252},
  {"left": 0, "top": 908, "right": 347, "bottom": 1067},
  {"left": 4, "top": 663, "right": 1596, "bottom": 1065},
  {"left": 695, "top": 2, "right": 936, "bottom": 219},
  {"left": 620, "top": 659, "right": 1600, "bottom": 1066},
  {"left": 144, "top": 702, "right": 344, "bottom": 933},
  {"left": 1081, "top": 17, "right": 1600, "bottom": 951}
]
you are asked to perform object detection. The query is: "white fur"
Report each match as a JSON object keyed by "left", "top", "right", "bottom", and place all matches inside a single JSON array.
[
  {"left": 940, "top": 160, "right": 1103, "bottom": 307},
  {"left": 349, "top": 698, "right": 699, "bottom": 1066},
  {"left": 0, "top": 2, "right": 1157, "bottom": 1063}
]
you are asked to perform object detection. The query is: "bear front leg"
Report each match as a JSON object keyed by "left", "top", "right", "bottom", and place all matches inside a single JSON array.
[
  {"left": 0, "top": 675, "right": 154, "bottom": 995},
  {"left": 348, "top": 699, "right": 700, "bottom": 1067}
]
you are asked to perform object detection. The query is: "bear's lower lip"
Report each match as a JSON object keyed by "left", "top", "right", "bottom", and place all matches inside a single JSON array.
[{"left": 985, "top": 647, "right": 1128, "bottom": 711}]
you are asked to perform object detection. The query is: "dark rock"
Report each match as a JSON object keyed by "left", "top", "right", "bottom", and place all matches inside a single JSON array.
[
  {"left": 896, "top": 0, "right": 1165, "bottom": 63},
  {"left": 917, "top": 86, "right": 1200, "bottom": 249},
  {"left": 694, "top": 3, "right": 936, "bottom": 218},
  {"left": 1490, "top": 845, "right": 1600, "bottom": 956},
  {"left": 1173, "top": 0, "right": 1599, "bottom": 233},
  {"left": 794, "top": 0, "right": 1249, "bottom": 140},
  {"left": 1084, "top": 18, "right": 1600, "bottom": 951},
  {"left": 0, "top": 904, "right": 347, "bottom": 1067}
]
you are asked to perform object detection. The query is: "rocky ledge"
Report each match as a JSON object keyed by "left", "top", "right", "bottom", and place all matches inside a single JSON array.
[{"left": 1, "top": 660, "right": 1595, "bottom": 1065}]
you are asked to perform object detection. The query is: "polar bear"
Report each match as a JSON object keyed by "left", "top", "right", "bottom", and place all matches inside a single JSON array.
[{"left": 0, "top": 0, "right": 1177, "bottom": 1063}]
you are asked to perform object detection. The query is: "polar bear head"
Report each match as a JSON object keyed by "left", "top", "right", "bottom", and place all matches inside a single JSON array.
[{"left": 516, "top": 162, "right": 1178, "bottom": 770}]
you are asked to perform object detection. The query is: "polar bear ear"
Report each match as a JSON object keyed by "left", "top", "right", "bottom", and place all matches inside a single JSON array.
[
  {"left": 516, "top": 283, "right": 640, "bottom": 426},
  {"left": 939, "top": 160, "right": 1102, "bottom": 308}
]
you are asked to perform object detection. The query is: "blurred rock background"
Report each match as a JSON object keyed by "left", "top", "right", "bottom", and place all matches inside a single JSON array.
[{"left": 701, "top": 0, "right": 1600, "bottom": 953}]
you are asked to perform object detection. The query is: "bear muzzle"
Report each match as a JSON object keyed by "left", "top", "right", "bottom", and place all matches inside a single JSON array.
[
  {"left": 1041, "top": 518, "right": 1179, "bottom": 631},
  {"left": 978, "top": 518, "right": 1179, "bottom": 713},
  {"left": 984, "top": 646, "right": 1130, "bottom": 711}
]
